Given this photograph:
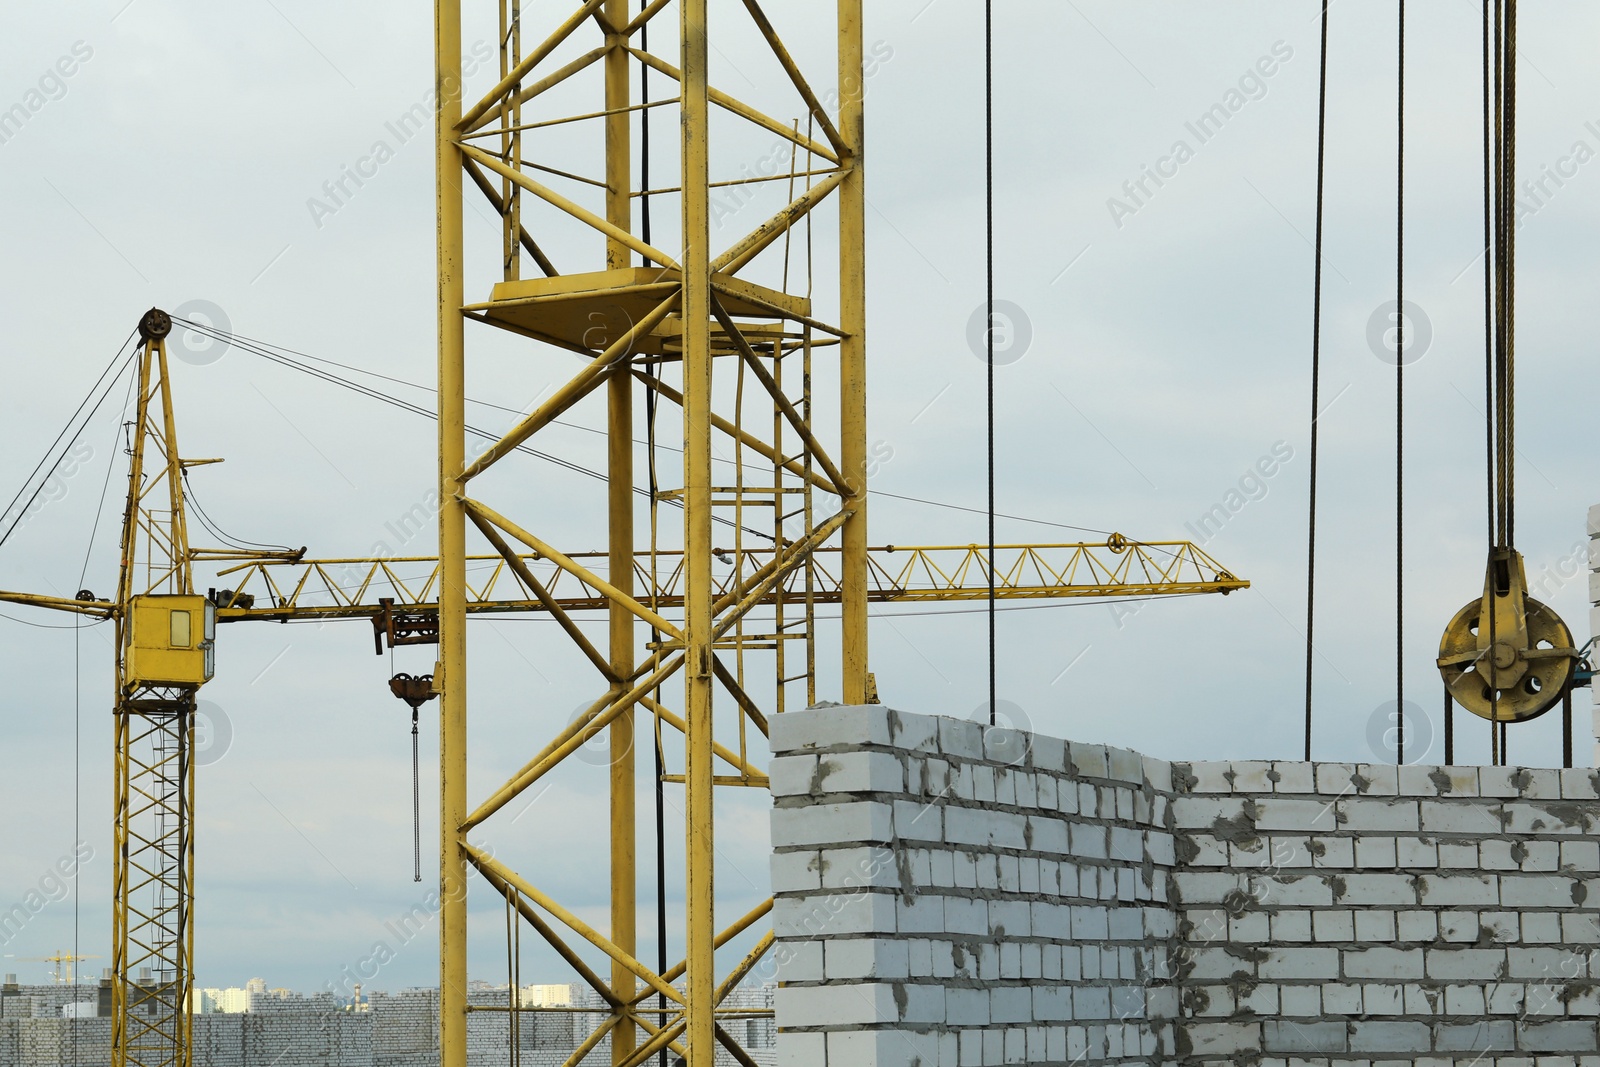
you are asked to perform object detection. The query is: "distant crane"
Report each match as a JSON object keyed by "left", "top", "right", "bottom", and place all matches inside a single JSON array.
[{"left": 9, "top": 952, "right": 101, "bottom": 985}]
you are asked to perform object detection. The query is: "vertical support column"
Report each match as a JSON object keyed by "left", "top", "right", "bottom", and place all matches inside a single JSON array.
[
  {"left": 680, "top": 0, "right": 716, "bottom": 1061},
  {"left": 435, "top": 4, "right": 470, "bottom": 1067},
  {"left": 837, "top": 0, "right": 869, "bottom": 704},
  {"left": 604, "top": 3, "right": 639, "bottom": 1062}
]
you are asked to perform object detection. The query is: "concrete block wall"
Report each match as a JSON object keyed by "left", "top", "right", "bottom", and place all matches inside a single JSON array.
[
  {"left": 770, "top": 705, "right": 1179, "bottom": 1067},
  {"left": 771, "top": 704, "right": 1600, "bottom": 1067},
  {"left": 1590, "top": 503, "right": 1598, "bottom": 764},
  {"left": 1173, "top": 758, "right": 1600, "bottom": 1065}
]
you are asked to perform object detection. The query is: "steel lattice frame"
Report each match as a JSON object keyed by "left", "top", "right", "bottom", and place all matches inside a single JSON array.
[
  {"left": 433, "top": 2, "right": 867, "bottom": 1065},
  {"left": 113, "top": 334, "right": 198, "bottom": 1067}
]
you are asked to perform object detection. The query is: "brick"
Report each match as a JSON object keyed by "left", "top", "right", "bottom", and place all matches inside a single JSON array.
[
  {"left": 1031, "top": 735, "right": 1067, "bottom": 774},
  {"left": 1346, "top": 946, "right": 1425, "bottom": 979},
  {"left": 1322, "top": 981, "right": 1362, "bottom": 1014},
  {"left": 769, "top": 705, "right": 890, "bottom": 753},
  {"left": 1337, "top": 797, "right": 1419, "bottom": 830},
  {"left": 1068, "top": 742, "right": 1108, "bottom": 779},
  {"left": 1337, "top": 873, "right": 1417, "bottom": 906},
  {"left": 1107, "top": 746, "right": 1144, "bottom": 784},
  {"left": 1420, "top": 800, "right": 1503, "bottom": 834},
  {"left": 825, "top": 938, "right": 910, "bottom": 981},
  {"left": 1522, "top": 1021, "right": 1600, "bottom": 1053},
  {"left": 1259, "top": 947, "right": 1339, "bottom": 980},
  {"left": 1354, "top": 764, "right": 1401, "bottom": 796},
  {"left": 771, "top": 849, "right": 822, "bottom": 893},
  {"left": 1315, "top": 762, "right": 1359, "bottom": 794},
  {"left": 1255, "top": 798, "right": 1336, "bottom": 833},
  {"left": 1189, "top": 761, "right": 1234, "bottom": 793},
  {"left": 1397, "top": 910, "right": 1437, "bottom": 940},
  {"left": 1183, "top": 1022, "right": 1262, "bottom": 1055},
  {"left": 1563, "top": 841, "right": 1600, "bottom": 871},
  {"left": 1228, "top": 760, "right": 1273, "bottom": 792},
  {"left": 1263, "top": 1020, "right": 1345, "bottom": 1053},
  {"left": 775, "top": 982, "right": 897, "bottom": 1027},
  {"left": 1436, "top": 1021, "right": 1513, "bottom": 1051},
  {"left": 1561, "top": 769, "right": 1600, "bottom": 801},
  {"left": 1479, "top": 766, "right": 1524, "bottom": 797},
  {"left": 817, "top": 844, "right": 902, "bottom": 889},
  {"left": 1355, "top": 836, "right": 1399, "bottom": 868},
  {"left": 885, "top": 707, "right": 940, "bottom": 752},
  {"left": 1348, "top": 1020, "right": 1431, "bottom": 1053},
  {"left": 1313, "top": 910, "right": 1355, "bottom": 942},
  {"left": 1427, "top": 947, "right": 1507, "bottom": 979},
  {"left": 1502, "top": 875, "right": 1585, "bottom": 907},
  {"left": 1272, "top": 761, "right": 1317, "bottom": 794},
  {"left": 1255, "top": 873, "right": 1337, "bottom": 907},
  {"left": 813, "top": 750, "right": 905, "bottom": 794},
  {"left": 771, "top": 754, "right": 821, "bottom": 796},
  {"left": 773, "top": 891, "right": 896, "bottom": 937},
  {"left": 1397, "top": 836, "right": 1439, "bottom": 867},
  {"left": 937, "top": 716, "right": 984, "bottom": 760},
  {"left": 1312, "top": 836, "right": 1355, "bottom": 868},
  {"left": 983, "top": 726, "right": 1030, "bottom": 768},
  {"left": 771, "top": 801, "right": 892, "bottom": 847},
  {"left": 1418, "top": 873, "right": 1498, "bottom": 906},
  {"left": 1504, "top": 802, "right": 1593, "bottom": 835},
  {"left": 1143, "top": 754, "right": 1174, "bottom": 792},
  {"left": 1439, "top": 910, "right": 1480, "bottom": 942},
  {"left": 1509, "top": 947, "right": 1582, "bottom": 977},
  {"left": 1353, "top": 912, "right": 1400, "bottom": 948}
]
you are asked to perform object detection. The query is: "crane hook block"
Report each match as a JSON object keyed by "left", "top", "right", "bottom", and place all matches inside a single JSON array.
[
  {"left": 138, "top": 308, "right": 172, "bottom": 341},
  {"left": 372, "top": 597, "right": 441, "bottom": 655},
  {"left": 389, "top": 673, "right": 438, "bottom": 710},
  {"left": 1436, "top": 546, "right": 1580, "bottom": 722}
]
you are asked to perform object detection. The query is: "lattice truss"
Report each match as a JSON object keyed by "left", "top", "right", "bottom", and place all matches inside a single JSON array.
[
  {"left": 113, "top": 330, "right": 198, "bottom": 1067},
  {"left": 113, "top": 703, "right": 194, "bottom": 1067},
  {"left": 434, "top": 2, "right": 871, "bottom": 1065}
]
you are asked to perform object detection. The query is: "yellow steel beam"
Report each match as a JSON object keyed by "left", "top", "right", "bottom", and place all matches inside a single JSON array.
[
  {"left": 457, "top": 289, "right": 682, "bottom": 481},
  {"left": 839, "top": 0, "right": 868, "bottom": 706},
  {"left": 679, "top": 1, "right": 717, "bottom": 1061},
  {"left": 434, "top": 0, "right": 470, "bottom": 1064},
  {"left": 463, "top": 843, "right": 686, "bottom": 1006}
]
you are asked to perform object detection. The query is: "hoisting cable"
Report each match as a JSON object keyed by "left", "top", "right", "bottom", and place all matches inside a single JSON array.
[
  {"left": 1395, "top": 0, "right": 1407, "bottom": 764},
  {"left": 172, "top": 318, "right": 774, "bottom": 541},
  {"left": 639, "top": 7, "right": 670, "bottom": 1059},
  {"left": 412, "top": 705, "right": 421, "bottom": 883},
  {"left": 984, "top": 0, "right": 997, "bottom": 728},
  {"left": 0, "top": 330, "right": 138, "bottom": 551},
  {"left": 1303, "top": 0, "right": 1332, "bottom": 762}
]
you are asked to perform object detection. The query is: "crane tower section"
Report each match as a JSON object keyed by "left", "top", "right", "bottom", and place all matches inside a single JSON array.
[{"left": 433, "top": 3, "right": 866, "bottom": 1066}]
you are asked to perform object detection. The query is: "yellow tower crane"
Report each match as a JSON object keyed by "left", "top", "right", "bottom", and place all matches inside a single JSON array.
[
  {"left": 0, "top": 8, "right": 1253, "bottom": 1067},
  {"left": 0, "top": 306, "right": 1245, "bottom": 1067},
  {"left": 9, "top": 952, "right": 102, "bottom": 986}
]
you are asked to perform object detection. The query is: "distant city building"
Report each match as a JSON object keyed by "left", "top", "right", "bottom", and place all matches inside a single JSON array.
[{"left": 516, "top": 984, "right": 570, "bottom": 1008}]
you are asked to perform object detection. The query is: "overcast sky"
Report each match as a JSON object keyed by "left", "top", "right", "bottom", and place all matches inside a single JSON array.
[{"left": 1, "top": 0, "right": 1597, "bottom": 997}]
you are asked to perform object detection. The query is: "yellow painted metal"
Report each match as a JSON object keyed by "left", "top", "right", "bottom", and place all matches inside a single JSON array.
[
  {"left": 838, "top": 0, "right": 868, "bottom": 706},
  {"left": 1436, "top": 547, "right": 1579, "bottom": 722},
  {"left": 433, "top": 1, "right": 470, "bottom": 1065},
  {"left": 199, "top": 541, "right": 1246, "bottom": 623},
  {"left": 111, "top": 323, "right": 197, "bottom": 1067},
  {"left": 0, "top": 5, "right": 1256, "bottom": 1067},
  {"left": 604, "top": 3, "right": 639, "bottom": 1061},
  {"left": 124, "top": 596, "right": 215, "bottom": 689},
  {"left": 679, "top": 0, "right": 716, "bottom": 1061}
]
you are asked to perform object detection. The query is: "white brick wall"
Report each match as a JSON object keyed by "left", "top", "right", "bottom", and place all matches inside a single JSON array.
[
  {"left": 771, "top": 706, "right": 1176, "bottom": 1067},
  {"left": 1591, "top": 503, "right": 1599, "bottom": 764},
  {"left": 773, "top": 704, "right": 1600, "bottom": 1067}
]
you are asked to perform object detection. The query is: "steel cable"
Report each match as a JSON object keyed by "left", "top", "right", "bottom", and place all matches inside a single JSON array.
[
  {"left": 1395, "top": 0, "right": 1407, "bottom": 765},
  {"left": 1304, "top": 0, "right": 1332, "bottom": 762}
]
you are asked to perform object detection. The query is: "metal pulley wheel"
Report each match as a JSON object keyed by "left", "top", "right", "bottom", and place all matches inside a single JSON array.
[{"left": 1436, "top": 547, "right": 1579, "bottom": 722}]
